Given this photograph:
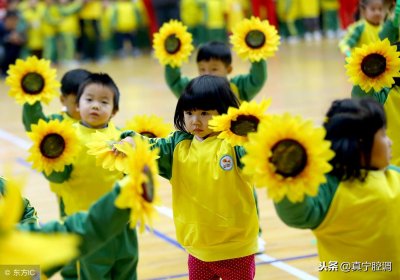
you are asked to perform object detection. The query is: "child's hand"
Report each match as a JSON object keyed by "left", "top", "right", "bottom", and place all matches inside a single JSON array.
[{"left": 112, "top": 136, "right": 135, "bottom": 155}]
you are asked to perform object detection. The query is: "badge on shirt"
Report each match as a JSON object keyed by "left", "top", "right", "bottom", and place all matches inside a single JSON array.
[{"left": 219, "top": 155, "right": 233, "bottom": 171}]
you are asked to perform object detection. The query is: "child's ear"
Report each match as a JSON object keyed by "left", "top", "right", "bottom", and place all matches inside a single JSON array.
[
  {"left": 227, "top": 65, "right": 233, "bottom": 74},
  {"left": 60, "top": 95, "right": 65, "bottom": 105}
]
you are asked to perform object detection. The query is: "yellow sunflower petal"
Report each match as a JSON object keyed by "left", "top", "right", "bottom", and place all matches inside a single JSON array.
[
  {"left": 153, "top": 20, "right": 194, "bottom": 67},
  {"left": 0, "top": 231, "right": 79, "bottom": 270},
  {"left": 230, "top": 16, "right": 280, "bottom": 62},
  {"left": 345, "top": 38, "right": 400, "bottom": 92},
  {"left": 242, "top": 113, "right": 335, "bottom": 203},
  {"left": 26, "top": 119, "right": 80, "bottom": 175},
  {"left": 6, "top": 56, "right": 60, "bottom": 105},
  {"left": 209, "top": 99, "right": 271, "bottom": 146},
  {"left": 0, "top": 174, "right": 24, "bottom": 232},
  {"left": 114, "top": 136, "right": 160, "bottom": 232},
  {"left": 86, "top": 123, "right": 130, "bottom": 173},
  {"left": 123, "top": 115, "right": 173, "bottom": 138}
]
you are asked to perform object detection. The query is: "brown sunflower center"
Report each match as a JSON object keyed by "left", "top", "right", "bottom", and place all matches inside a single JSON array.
[
  {"left": 21, "top": 72, "right": 45, "bottom": 95},
  {"left": 269, "top": 139, "right": 307, "bottom": 177},
  {"left": 230, "top": 115, "right": 260, "bottom": 136},
  {"left": 361, "top": 53, "right": 386, "bottom": 78},
  {"left": 141, "top": 131, "right": 157, "bottom": 138},
  {"left": 245, "top": 30, "right": 266, "bottom": 49},
  {"left": 164, "top": 34, "right": 181, "bottom": 54},
  {"left": 141, "top": 165, "right": 154, "bottom": 203},
  {"left": 40, "top": 133, "right": 66, "bottom": 159}
]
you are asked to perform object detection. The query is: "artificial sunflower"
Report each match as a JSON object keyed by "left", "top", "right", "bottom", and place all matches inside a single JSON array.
[
  {"left": 86, "top": 123, "right": 128, "bottom": 173},
  {"left": 0, "top": 174, "right": 79, "bottom": 269},
  {"left": 114, "top": 136, "right": 160, "bottom": 232},
  {"left": 230, "top": 16, "right": 280, "bottom": 62},
  {"left": 208, "top": 99, "right": 271, "bottom": 146},
  {"left": 123, "top": 114, "right": 173, "bottom": 138},
  {"left": 345, "top": 38, "right": 400, "bottom": 92},
  {"left": 153, "top": 20, "right": 194, "bottom": 67},
  {"left": 242, "top": 113, "right": 334, "bottom": 203},
  {"left": 27, "top": 119, "right": 80, "bottom": 176},
  {"left": 6, "top": 56, "right": 60, "bottom": 105}
]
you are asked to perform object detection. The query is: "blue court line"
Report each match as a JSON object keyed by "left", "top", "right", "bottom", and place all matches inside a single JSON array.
[{"left": 145, "top": 225, "right": 184, "bottom": 251}]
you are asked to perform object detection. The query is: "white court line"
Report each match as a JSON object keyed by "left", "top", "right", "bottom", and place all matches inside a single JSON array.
[{"left": 0, "top": 128, "right": 318, "bottom": 280}]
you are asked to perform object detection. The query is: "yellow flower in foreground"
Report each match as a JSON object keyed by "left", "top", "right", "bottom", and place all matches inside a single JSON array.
[
  {"left": 124, "top": 115, "right": 173, "bottom": 138},
  {"left": 27, "top": 119, "right": 80, "bottom": 175},
  {"left": 209, "top": 99, "right": 271, "bottom": 146},
  {"left": 153, "top": 20, "right": 194, "bottom": 67},
  {"left": 86, "top": 123, "right": 128, "bottom": 173},
  {"left": 230, "top": 16, "right": 280, "bottom": 62},
  {"left": 0, "top": 175, "right": 79, "bottom": 269},
  {"left": 242, "top": 113, "right": 334, "bottom": 203},
  {"left": 114, "top": 136, "right": 160, "bottom": 232},
  {"left": 6, "top": 56, "right": 60, "bottom": 105},
  {"left": 345, "top": 39, "right": 400, "bottom": 92}
]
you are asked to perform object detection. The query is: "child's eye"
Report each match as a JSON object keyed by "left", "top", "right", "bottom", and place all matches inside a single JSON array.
[
  {"left": 102, "top": 101, "right": 109, "bottom": 105},
  {"left": 86, "top": 98, "right": 92, "bottom": 102},
  {"left": 201, "top": 111, "right": 209, "bottom": 116},
  {"left": 184, "top": 111, "right": 192, "bottom": 116}
]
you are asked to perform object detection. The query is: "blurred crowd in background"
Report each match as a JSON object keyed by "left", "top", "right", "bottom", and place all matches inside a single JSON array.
[{"left": 0, "top": 0, "right": 359, "bottom": 76}]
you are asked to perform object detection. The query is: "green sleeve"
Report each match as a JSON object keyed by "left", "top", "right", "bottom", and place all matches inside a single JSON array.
[
  {"left": 165, "top": 65, "right": 191, "bottom": 98},
  {"left": 273, "top": 175, "right": 339, "bottom": 229},
  {"left": 149, "top": 131, "right": 193, "bottom": 180},
  {"left": 351, "top": 85, "right": 390, "bottom": 104},
  {"left": 59, "top": 1, "right": 83, "bottom": 16},
  {"left": 338, "top": 23, "right": 364, "bottom": 55},
  {"left": 379, "top": 18, "right": 399, "bottom": 43},
  {"left": 20, "top": 198, "right": 39, "bottom": 225},
  {"left": 44, "top": 165, "right": 73, "bottom": 183},
  {"left": 18, "top": 185, "right": 129, "bottom": 256},
  {"left": 230, "top": 60, "right": 267, "bottom": 101},
  {"left": 388, "top": 165, "right": 400, "bottom": 172},
  {"left": 22, "top": 102, "right": 63, "bottom": 132},
  {"left": 234, "top": 146, "right": 246, "bottom": 169}
]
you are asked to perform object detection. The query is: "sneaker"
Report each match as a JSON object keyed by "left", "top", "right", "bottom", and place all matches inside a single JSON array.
[{"left": 256, "top": 237, "right": 266, "bottom": 254}]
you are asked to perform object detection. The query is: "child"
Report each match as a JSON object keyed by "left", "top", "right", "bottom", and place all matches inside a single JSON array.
[
  {"left": 22, "top": 68, "right": 91, "bottom": 218},
  {"left": 123, "top": 75, "right": 259, "bottom": 279},
  {"left": 165, "top": 41, "right": 267, "bottom": 252},
  {"left": 351, "top": 42, "right": 400, "bottom": 166},
  {"left": 274, "top": 98, "right": 399, "bottom": 279},
  {"left": 339, "top": 0, "right": 385, "bottom": 57},
  {"left": 44, "top": 73, "right": 138, "bottom": 279},
  {"left": 0, "top": 176, "right": 134, "bottom": 278},
  {"left": 165, "top": 41, "right": 267, "bottom": 103},
  {"left": 379, "top": 0, "right": 400, "bottom": 42}
]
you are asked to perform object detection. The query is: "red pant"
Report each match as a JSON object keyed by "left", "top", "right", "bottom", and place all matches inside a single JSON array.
[
  {"left": 188, "top": 254, "right": 255, "bottom": 280},
  {"left": 339, "top": 0, "right": 358, "bottom": 29},
  {"left": 251, "top": 0, "right": 278, "bottom": 27}
]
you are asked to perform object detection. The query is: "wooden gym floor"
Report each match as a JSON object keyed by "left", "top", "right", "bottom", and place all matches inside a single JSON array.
[{"left": 0, "top": 38, "right": 351, "bottom": 279}]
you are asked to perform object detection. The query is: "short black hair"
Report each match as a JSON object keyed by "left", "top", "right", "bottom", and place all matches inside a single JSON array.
[
  {"left": 174, "top": 75, "right": 240, "bottom": 132},
  {"left": 324, "top": 98, "right": 386, "bottom": 181},
  {"left": 196, "top": 41, "right": 232, "bottom": 66},
  {"left": 60, "top": 68, "right": 91, "bottom": 96},
  {"left": 76, "top": 73, "right": 120, "bottom": 112}
]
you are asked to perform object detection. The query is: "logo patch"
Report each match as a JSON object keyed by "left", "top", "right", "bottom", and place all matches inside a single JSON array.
[{"left": 219, "top": 155, "right": 233, "bottom": 171}]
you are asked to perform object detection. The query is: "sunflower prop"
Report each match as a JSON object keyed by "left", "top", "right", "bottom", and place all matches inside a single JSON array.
[
  {"left": 345, "top": 39, "right": 400, "bottom": 92},
  {"left": 153, "top": 20, "right": 194, "bottom": 67},
  {"left": 230, "top": 16, "right": 280, "bottom": 62},
  {"left": 208, "top": 99, "right": 271, "bottom": 146},
  {"left": 114, "top": 136, "right": 160, "bottom": 233},
  {"left": 6, "top": 56, "right": 60, "bottom": 105},
  {"left": 0, "top": 174, "right": 79, "bottom": 269},
  {"left": 242, "top": 113, "right": 334, "bottom": 203},
  {"left": 27, "top": 119, "right": 80, "bottom": 176},
  {"left": 86, "top": 123, "right": 129, "bottom": 173},
  {"left": 123, "top": 115, "right": 173, "bottom": 138}
]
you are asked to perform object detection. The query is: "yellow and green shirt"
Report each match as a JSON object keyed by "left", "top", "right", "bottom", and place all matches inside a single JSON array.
[
  {"left": 275, "top": 168, "right": 400, "bottom": 279},
  {"left": 148, "top": 131, "right": 259, "bottom": 261}
]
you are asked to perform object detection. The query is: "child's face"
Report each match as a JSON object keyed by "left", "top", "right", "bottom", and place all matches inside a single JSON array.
[
  {"left": 60, "top": 94, "right": 81, "bottom": 120},
  {"left": 184, "top": 109, "right": 219, "bottom": 140},
  {"left": 77, "top": 83, "right": 116, "bottom": 129},
  {"left": 197, "top": 59, "right": 232, "bottom": 78},
  {"left": 363, "top": 0, "right": 384, "bottom": 26},
  {"left": 369, "top": 128, "right": 392, "bottom": 169}
]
